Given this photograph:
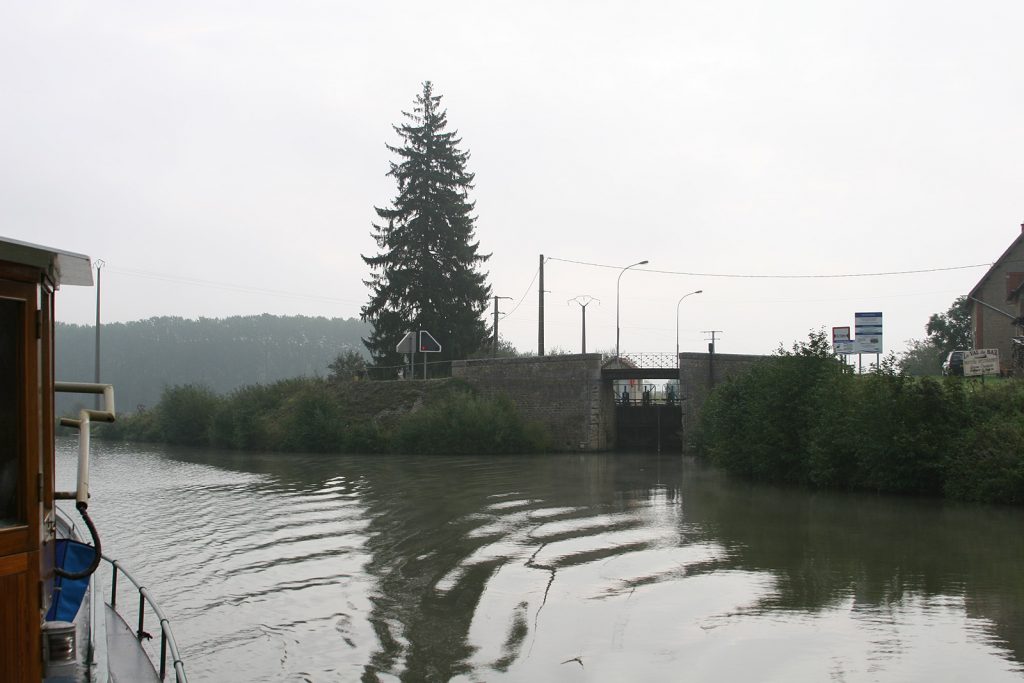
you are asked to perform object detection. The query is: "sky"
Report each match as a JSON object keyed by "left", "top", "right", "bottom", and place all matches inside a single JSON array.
[{"left": 3, "top": 1, "right": 1023, "bottom": 358}]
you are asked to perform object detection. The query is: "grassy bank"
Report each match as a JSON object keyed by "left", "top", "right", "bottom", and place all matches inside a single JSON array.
[
  {"left": 97, "top": 377, "right": 550, "bottom": 455},
  {"left": 697, "top": 332, "right": 1024, "bottom": 504}
]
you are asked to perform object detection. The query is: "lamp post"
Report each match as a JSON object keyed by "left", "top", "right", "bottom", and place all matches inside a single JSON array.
[
  {"left": 616, "top": 260, "right": 648, "bottom": 359},
  {"left": 675, "top": 289, "right": 703, "bottom": 364}
]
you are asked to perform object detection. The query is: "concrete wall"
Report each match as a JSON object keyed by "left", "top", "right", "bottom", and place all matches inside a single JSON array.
[
  {"left": 451, "top": 354, "right": 612, "bottom": 451},
  {"left": 678, "top": 352, "right": 767, "bottom": 449}
]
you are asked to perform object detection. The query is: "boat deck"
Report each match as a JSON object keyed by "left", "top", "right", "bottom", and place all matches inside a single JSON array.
[{"left": 104, "top": 603, "right": 160, "bottom": 683}]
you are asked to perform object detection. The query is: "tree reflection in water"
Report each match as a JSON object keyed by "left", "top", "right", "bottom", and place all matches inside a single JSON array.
[{"left": 110, "top": 445, "right": 1024, "bottom": 681}]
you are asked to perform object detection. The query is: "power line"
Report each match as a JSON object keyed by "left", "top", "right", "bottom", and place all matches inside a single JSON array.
[
  {"left": 499, "top": 259, "right": 542, "bottom": 320},
  {"left": 546, "top": 256, "right": 991, "bottom": 279}
]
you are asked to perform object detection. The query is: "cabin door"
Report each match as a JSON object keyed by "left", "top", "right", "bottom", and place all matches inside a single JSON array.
[{"left": 0, "top": 279, "right": 42, "bottom": 680}]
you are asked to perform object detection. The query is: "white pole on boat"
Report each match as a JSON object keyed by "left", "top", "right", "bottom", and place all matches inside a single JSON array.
[
  {"left": 77, "top": 412, "right": 90, "bottom": 505},
  {"left": 94, "top": 259, "right": 104, "bottom": 410},
  {"left": 56, "top": 382, "right": 116, "bottom": 504}
]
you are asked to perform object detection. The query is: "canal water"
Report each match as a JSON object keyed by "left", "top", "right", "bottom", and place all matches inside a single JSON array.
[{"left": 57, "top": 439, "right": 1024, "bottom": 682}]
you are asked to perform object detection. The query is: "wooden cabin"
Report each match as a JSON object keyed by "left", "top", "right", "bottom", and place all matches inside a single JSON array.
[{"left": 0, "top": 238, "right": 92, "bottom": 680}]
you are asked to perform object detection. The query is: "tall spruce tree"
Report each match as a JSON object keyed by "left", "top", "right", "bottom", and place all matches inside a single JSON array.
[{"left": 361, "top": 82, "right": 491, "bottom": 371}]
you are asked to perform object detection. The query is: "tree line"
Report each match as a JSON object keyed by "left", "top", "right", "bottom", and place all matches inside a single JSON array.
[{"left": 57, "top": 314, "right": 369, "bottom": 414}]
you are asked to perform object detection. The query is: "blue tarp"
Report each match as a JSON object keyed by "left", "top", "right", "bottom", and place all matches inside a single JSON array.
[{"left": 46, "top": 539, "right": 96, "bottom": 622}]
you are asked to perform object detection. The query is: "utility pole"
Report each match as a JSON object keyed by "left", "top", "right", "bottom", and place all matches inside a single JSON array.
[
  {"left": 702, "top": 330, "right": 723, "bottom": 389},
  {"left": 538, "top": 255, "right": 545, "bottom": 356},
  {"left": 492, "top": 295, "right": 513, "bottom": 358},
  {"left": 568, "top": 296, "right": 599, "bottom": 353},
  {"left": 702, "top": 330, "right": 722, "bottom": 353},
  {"left": 93, "top": 259, "right": 104, "bottom": 409}
]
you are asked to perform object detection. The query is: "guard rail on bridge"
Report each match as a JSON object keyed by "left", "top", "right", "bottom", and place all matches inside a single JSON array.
[
  {"left": 613, "top": 352, "right": 679, "bottom": 369},
  {"left": 603, "top": 353, "right": 680, "bottom": 380}
]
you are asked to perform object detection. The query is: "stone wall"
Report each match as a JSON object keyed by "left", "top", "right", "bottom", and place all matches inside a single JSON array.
[
  {"left": 451, "top": 354, "right": 612, "bottom": 451},
  {"left": 450, "top": 352, "right": 767, "bottom": 453},
  {"left": 678, "top": 352, "right": 767, "bottom": 450}
]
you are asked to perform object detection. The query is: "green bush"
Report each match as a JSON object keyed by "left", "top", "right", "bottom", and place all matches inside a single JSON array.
[
  {"left": 97, "top": 404, "right": 162, "bottom": 442},
  {"left": 699, "top": 331, "right": 1024, "bottom": 505},
  {"left": 156, "top": 384, "right": 221, "bottom": 446},
  {"left": 99, "top": 378, "right": 548, "bottom": 456},
  {"left": 700, "top": 331, "right": 846, "bottom": 484},
  {"left": 209, "top": 382, "right": 285, "bottom": 450},
  {"left": 946, "top": 415, "right": 1024, "bottom": 503},
  {"left": 340, "top": 422, "right": 387, "bottom": 454},
  {"left": 390, "top": 390, "right": 550, "bottom": 455},
  {"left": 274, "top": 380, "right": 346, "bottom": 452}
]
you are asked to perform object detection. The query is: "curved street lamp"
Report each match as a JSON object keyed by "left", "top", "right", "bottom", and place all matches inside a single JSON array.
[
  {"left": 676, "top": 290, "right": 704, "bottom": 362},
  {"left": 616, "top": 260, "right": 649, "bottom": 359}
]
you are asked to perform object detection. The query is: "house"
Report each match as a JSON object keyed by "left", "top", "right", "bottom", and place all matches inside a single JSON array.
[{"left": 968, "top": 223, "right": 1024, "bottom": 373}]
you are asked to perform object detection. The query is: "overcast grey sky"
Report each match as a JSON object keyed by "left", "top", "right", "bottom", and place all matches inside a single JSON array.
[{"left": 3, "top": 2, "right": 1022, "bottom": 357}]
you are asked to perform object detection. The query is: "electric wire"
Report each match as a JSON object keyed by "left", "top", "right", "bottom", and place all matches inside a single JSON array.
[
  {"left": 100, "top": 254, "right": 984, "bottom": 330},
  {"left": 497, "top": 260, "right": 542, "bottom": 320},
  {"left": 545, "top": 257, "right": 991, "bottom": 279}
]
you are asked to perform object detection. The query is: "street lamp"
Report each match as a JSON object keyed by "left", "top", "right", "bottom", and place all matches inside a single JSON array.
[
  {"left": 676, "top": 290, "right": 704, "bottom": 363},
  {"left": 616, "top": 260, "right": 648, "bottom": 359}
]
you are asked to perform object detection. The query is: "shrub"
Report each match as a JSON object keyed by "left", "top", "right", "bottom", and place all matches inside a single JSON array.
[
  {"left": 700, "top": 330, "right": 846, "bottom": 484},
  {"left": 390, "top": 390, "right": 549, "bottom": 455},
  {"left": 157, "top": 384, "right": 221, "bottom": 446},
  {"left": 946, "top": 416, "right": 1024, "bottom": 503},
  {"left": 698, "top": 331, "right": 1024, "bottom": 504},
  {"left": 98, "top": 377, "right": 549, "bottom": 457}
]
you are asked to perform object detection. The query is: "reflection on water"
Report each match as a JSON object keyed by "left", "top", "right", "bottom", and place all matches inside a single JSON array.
[{"left": 57, "top": 440, "right": 1024, "bottom": 681}]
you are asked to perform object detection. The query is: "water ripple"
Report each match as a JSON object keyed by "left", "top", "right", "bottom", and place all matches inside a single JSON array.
[{"left": 56, "top": 441, "right": 1024, "bottom": 682}]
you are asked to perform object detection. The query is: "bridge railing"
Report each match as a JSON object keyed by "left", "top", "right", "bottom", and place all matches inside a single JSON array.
[
  {"left": 613, "top": 352, "right": 679, "bottom": 369},
  {"left": 616, "top": 395, "right": 683, "bottom": 407}
]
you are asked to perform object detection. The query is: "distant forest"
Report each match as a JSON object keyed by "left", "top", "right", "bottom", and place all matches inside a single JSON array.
[{"left": 56, "top": 314, "right": 370, "bottom": 414}]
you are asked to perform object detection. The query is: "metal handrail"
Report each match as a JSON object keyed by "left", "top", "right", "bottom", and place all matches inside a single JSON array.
[
  {"left": 615, "top": 352, "right": 680, "bottom": 369},
  {"left": 102, "top": 554, "right": 188, "bottom": 682},
  {"left": 616, "top": 395, "right": 686, "bottom": 406}
]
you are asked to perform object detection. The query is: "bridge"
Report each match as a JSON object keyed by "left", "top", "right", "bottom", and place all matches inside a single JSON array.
[{"left": 451, "top": 351, "right": 767, "bottom": 453}]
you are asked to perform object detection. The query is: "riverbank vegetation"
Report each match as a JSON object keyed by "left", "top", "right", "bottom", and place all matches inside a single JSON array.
[
  {"left": 57, "top": 314, "right": 370, "bottom": 413},
  {"left": 96, "top": 377, "right": 550, "bottom": 455},
  {"left": 697, "top": 331, "right": 1024, "bottom": 504}
]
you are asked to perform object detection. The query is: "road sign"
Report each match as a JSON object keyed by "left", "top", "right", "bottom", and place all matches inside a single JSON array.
[
  {"left": 832, "top": 326, "right": 854, "bottom": 354},
  {"left": 964, "top": 348, "right": 999, "bottom": 377},
  {"left": 855, "top": 312, "right": 883, "bottom": 353},
  {"left": 854, "top": 312, "right": 883, "bottom": 334},
  {"left": 396, "top": 331, "right": 416, "bottom": 354},
  {"left": 419, "top": 330, "right": 442, "bottom": 353}
]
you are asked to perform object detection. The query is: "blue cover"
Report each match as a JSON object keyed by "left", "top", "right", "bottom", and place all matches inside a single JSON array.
[{"left": 46, "top": 539, "right": 96, "bottom": 622}]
